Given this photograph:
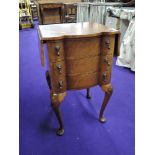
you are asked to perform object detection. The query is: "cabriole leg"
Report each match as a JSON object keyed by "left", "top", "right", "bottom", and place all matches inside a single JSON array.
[
  {"left": 52, "top": 103, "right": 64, "bottom": 136},
  {"left": 51, "top": 92, "right": 66, "bottom": 136},
  {"left": 99, "top": 84, "right": 113, "bottom": 123},
  {"left": 46, "top": 70, "right": 66, "bottom": 136},
  {"left": 46, "top": 71, "right": 51, "bottom": 90},
  {"left": 86, "top": 88, "right": 91, "bottom": 99}
]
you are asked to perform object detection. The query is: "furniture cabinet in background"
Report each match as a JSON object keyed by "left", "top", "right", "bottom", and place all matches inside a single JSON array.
[{"left": 37, "top": 1, "right": 64, "bottom": 24}]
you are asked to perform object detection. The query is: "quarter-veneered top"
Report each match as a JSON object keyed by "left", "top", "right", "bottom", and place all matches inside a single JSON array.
[{"left": 38, "top": 22, "right": 120, "bottom": 41}]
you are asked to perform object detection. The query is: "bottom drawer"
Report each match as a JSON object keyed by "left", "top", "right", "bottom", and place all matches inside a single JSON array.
[
  {"left": 51, "top": 75, "right": 67, "bottom": 93},
  {"left": 67, "top": 72, "right": 98, "bottom": 90},
  {"left": 99, "top": 71, "right": 111, "bottom": 85}
]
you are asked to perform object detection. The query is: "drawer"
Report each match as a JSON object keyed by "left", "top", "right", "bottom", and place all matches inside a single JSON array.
[
  {"left": 66, "top": 55, "right": 99, "bottom": 75},
  {"left": 100, "top": 54, "right": 113, "bottom": 73},
  {"left": 101, "top": 35, "right": 115, "bottom": 56},
  {"left": 65, "top": 37, "right": 101, "bottom": 59},
  {"left": 47, "top": 41, "right": 64, "bottom": 62},
  {"left": 50, "top": 61, "right": 66, "bottom": 76},
  {"left": 67, "top": 72, "right": 98, "bottom": 90},
  {"left": 50, "top": 60, "right": 66, "bottom": 93},
  {"left": 51, "top": 74, "right": 67, "bottom": 93},
  {"left": 99, "top": 71, "right": 111, "bottom": 85}
]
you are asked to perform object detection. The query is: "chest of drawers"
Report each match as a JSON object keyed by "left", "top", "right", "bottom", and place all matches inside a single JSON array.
[{"left": 38, "top": 22, "right": 120, "bottom": 136}]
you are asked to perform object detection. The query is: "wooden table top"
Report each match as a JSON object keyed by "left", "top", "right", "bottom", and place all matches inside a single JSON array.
[{"left": 38, "top": 22, "right": 120, "bottom": 41}]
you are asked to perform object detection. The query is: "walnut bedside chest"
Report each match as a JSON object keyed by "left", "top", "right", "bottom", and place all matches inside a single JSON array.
[{"left": 38, "top": 22, "right": 120, "bottom": 136}]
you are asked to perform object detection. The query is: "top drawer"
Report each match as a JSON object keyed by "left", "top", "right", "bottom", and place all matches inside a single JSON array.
[
  {"left": 47, "top": 41, "right": 64, "bottom": 62},
  {"left": 64, "top": 37, "right": 101, "bottom": 59}
]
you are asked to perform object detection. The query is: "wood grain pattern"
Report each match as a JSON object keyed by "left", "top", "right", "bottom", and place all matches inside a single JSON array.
[
  {"left": 42, "top": 8, "right": 61, "bottom": 24},
  {"left": 47, "top": 40, "right": 65, "bottom": 62},
  {"left": 50, "top": 74, "right": 67, "bottom": 93},
  {"left": 101, "top": 34, "right": 115, "bottom": 56},
  {"left": 38, "top": 22, "right": 120, "bottom": 40},
  {"left": 38, "top": 2, "right": 64, "bottom": 24},
  {"left": 64, "top": 37, "right": 101, "bottom": 59},
  {"left": 100, "top": 54, "right": 113, "bottom": 72},
  {"left": 66, "top": 55, "right": 99, "bottom": 75},
  {"left": 50, "top": 60, "right": 66, "bottom": 76},
  {"left": 37, "top": 1, "right": 80, "bottom": 25},
  {"left": 67, "top": 72, "right": 98, "bottom": 90},
  {"left": 99, "top": 83, "right": 113, "bottom": 123}
]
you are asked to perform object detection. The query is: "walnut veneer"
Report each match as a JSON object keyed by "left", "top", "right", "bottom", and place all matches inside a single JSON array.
[{"left": 38, "top": 22, "right": 120, "bottom": 136}]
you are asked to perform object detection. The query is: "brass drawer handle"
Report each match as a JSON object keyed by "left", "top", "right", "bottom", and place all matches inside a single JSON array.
[
  {"left": 104, "top": 57, "right": 110, "bottom": 66},
  {"left": 105, "top": 40, "right": 110, "bottom": 44},
  {"left": 56, "top": 64, "right": 62, "bottom": 73},
  {"left": 102, "top": 73, "right": 107, "bottom": 82},
  {"left": 55, "top": 46, "right": 60, "bottom": 56},
  {"left": 105, "top": 40, "right": 110, "bottom": 49},
  {"left": 58, "top": 80, "right": 63, "bottom": 89}
]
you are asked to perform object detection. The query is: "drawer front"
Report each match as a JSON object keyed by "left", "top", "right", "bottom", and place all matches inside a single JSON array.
[
  {"left": 47, "top": 41, "right": 64, "bottom": 62},
  {"left": 66, "top": 56, "right": 99, "bottom": 75},
  {"left": 100, "top": 54, "right": 113, "bottom": 73},
  {"left": 51, "top": 74, "right": 67, "bottom": 93},
  {"left": 99, "top": 54, "right": 113, "bottom": 85},
  {"left": 99, "top": 71, "right": 111, "bottom": 85},
  {"left": 67, "top": 72, "right": 98, "bottom": 90},
  {"left": 50, "top": 60, "right": 67, "bottom": 93},
  {"left": 101, "top": 35, "right": 115, "bottom": 56},
  {"left": 65, "top": 37, "right": 101, "bottom": 59},
  {"left": 50, "top": 61, "right": 66, "bottom": 76}
]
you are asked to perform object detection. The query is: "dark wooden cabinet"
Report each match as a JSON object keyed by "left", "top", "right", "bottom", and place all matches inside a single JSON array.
[
  {"left": 37, "top": 2, "right": 64, "bottom": 24},
  {"left": 37, "top": 1, "right": 78, "bottom": 24},
  {"left": 64, "top": 3, "right": 77, "bottom": 23},
  {"left": 38, "top": 22, "right": 120, "bottom": 136}
]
